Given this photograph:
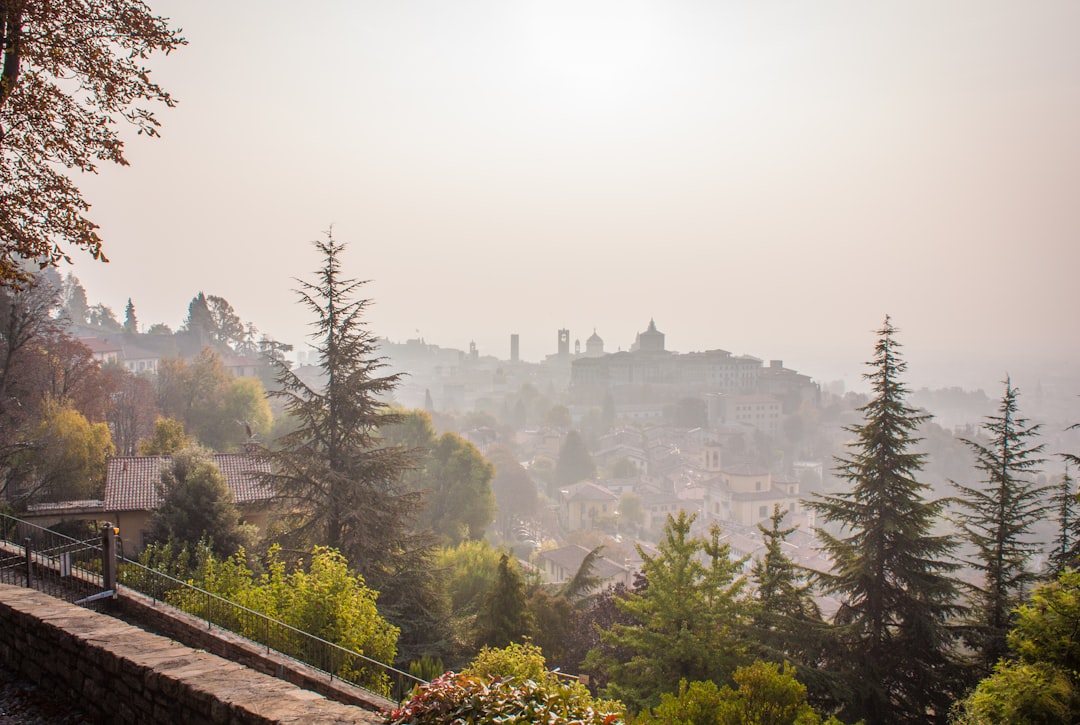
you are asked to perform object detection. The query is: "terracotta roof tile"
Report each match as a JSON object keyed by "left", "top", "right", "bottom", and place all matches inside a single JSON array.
[{"left": 104, "top": 454, "right": 273, "bottom": 512}]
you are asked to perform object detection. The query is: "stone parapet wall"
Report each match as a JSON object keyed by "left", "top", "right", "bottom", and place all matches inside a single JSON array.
[
  {"left": 112, "top": 584, "right": 395, "bottom": 712},
  {"left": 0, "top": 585, "right": 383, "bottom": 724}
]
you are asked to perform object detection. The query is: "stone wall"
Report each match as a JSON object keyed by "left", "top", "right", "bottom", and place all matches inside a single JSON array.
[
  {"left": 112, "top": 584, "right": 397, "bottom": 712},
  {"left": 0, "top": 585, "right": 384, "bottom": 724}
]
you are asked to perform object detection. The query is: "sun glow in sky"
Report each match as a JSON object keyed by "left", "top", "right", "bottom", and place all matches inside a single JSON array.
[{"left": 74, "top": 1, "right": 1080, "bottom": 391}]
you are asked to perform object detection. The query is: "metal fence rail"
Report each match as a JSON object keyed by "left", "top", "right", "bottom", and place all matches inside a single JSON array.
[
  {"left": 118, "top": 557, "right": 424, "bottom": 701},
  {"left": 0, "top": 514, "right": 106, "bottom": 608},
  {"left": 0, "top": 513, "right": 425, "bottom": 701}
]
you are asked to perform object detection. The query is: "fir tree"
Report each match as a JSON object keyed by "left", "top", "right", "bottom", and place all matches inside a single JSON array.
[
  {"left": 807, "top": 317, "right": 963, "bottom": 725},
  {"left": 750, "top": 505, "right": 837, "bottom": 706},
  {"left": 594, "top": 511, "right": 750, "bottom": 713},
  {"left": 474, "top": 553, "right": 535, "bottom": 650},
  {"left": 261, "top": 233, "right": 444, "bottom": 662},
  {"left": 954, "top": 378, "right": 1049, "bottom": 672},
  {"left": 1048, "top": 464, "right": 1079, "bottom": 577}
]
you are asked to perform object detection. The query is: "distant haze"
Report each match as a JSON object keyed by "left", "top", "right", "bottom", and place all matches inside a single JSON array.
[{"left": 72, "top": 1, "right": 1079, "bottom": 394}]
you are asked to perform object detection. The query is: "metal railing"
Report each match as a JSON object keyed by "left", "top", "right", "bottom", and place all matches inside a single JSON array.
[
  {"left": 0, "top": 514, "right": 107, "bottom": 607},
  {"left": 117, "top": 556, "right": 425, "bottom": 701},
  {"left": 0, "top": 513, "right": 425, "bottom": 702}
]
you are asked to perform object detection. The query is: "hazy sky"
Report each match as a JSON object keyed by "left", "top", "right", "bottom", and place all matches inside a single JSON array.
[{"left": 74, "top": 1, "right": 1079, "bottom": 391}]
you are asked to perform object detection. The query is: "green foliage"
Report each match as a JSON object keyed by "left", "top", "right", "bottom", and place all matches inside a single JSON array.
[
  {"left": 487, "top": 444, "right": 540, "bottom": 537},
  {"left": 952, "top": 569, "right": 1080, "bottom": 723},
  {"left": 1047, "top": 465, "right": 1079, "bottom": 578},
  {"left": 15, "top": 399, "right": 115, "bottom": 503},
  {"left": 807, "top": 317, "right": 963, "bottom": 723},
  {"left": 951, "top": 661, "right": 1074, "bottom": 724},
  {"left": 954, "top": 378, "right": 1049, "bottom": 671},
  {"left": 155, "top": 350, "right": 272, "bottom": 451},
  {"left": 475, "top": 553, "right": 535, "bottom": 650},
  {"left": 382, "top": 410, "right": 496, "bottom": 545},
  {"left": 146, "top": 447, "right": 253, "bottom": 559},
  {"left": 388, "top": 644, "right": 624, "bottom": 725},
  {"left": 436, "top": 539, "right": 505, "bottom": 615},
  {"left": 386, "top": 671, "right": 625, "bottom": 725},
  {"left": 408, "top": 654, "right": 446, "bottom": 682},
  {"left": 173, "top": 545, "right": 399, "bottom": 693},
  {"left": 465, "top": 641, "right": 550, "bottom": 683},
  {"left": 749, "top": 506, "right": 836, "bottom": 706},
  {"left": 593, "top": 511, "right": 750, "bottom": 713},
  {"left": 259, "top": 235, "right": 439, "bottom": 664},
  {"left": 635, "top": 662, "right": 838, "bottom": 725},
  {"left": 139, "top": 417, "right": 193, "bottom": 455}
]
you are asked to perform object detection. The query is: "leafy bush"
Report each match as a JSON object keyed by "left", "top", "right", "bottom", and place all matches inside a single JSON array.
[
  {"left": 385, "top": 671, "right": 624, "bottom": 725},
  {"left": 387, "top": 642, "right": 624, "bottom": 724}
]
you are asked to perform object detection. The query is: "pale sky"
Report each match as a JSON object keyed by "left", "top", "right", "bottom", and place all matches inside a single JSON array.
[{"left": 73, "top": 1, "right": 1080, "bottom": 392}]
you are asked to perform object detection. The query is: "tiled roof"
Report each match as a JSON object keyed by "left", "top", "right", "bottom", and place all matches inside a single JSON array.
[
  {"left": 563, "top": 481, "right": 617, "bottom": 502},
  {"left": 104, "top": 454, "right": 274, "bottom": 512},
  {"left": 538, "top": 545, "right": 629, "bottom": 581}
]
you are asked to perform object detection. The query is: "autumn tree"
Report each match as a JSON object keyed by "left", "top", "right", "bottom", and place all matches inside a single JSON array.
[
  {"left": 0, "top": 1, "right": 184, "bottom": 286},
  {"left": 7, "top": 399, "right": 114, "bottom": 505},
  {"left": 954, "top": 378, "right": 1050, "bottom": 672},
  {"left": 138, "top": 417, "right": 193, "bottom": 456},
  {"left": 807, "top": 317, "right": 964, "bottom": 724},
  {"left": 101, "top": 366, "right": 158, "bottom": 455},
  {"left": 155, "top": 350, "right": 270, "bottom": 451}
]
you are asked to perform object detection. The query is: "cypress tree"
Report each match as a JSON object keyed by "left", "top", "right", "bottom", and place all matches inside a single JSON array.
[
  {"left": 807, "top": 317, "right": 963, "bottom": 724},
  {"left": 954, "top": 378, "right": 1048, "bottom": 672}
]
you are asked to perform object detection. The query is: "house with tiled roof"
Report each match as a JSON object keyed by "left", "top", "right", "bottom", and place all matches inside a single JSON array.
[
  {"left": 80, "top": 336, "right": 161, "bottom": 375},
  {"left": 536, "top": 544, "right": 633, "bottom": 589},
  {"left": 104, "top": 454, "right": 274, "bottom": 549},
  {"left": 558, "top": 480, "right": 618, "bottom": 531},
  {"left": 701, "top": 464, "right": 805, "bottom": 529}
]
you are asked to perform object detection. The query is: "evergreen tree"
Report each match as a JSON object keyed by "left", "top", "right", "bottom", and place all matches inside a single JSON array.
[
  {"left": 123, "top": 297, "right": 138, "bottom": 334},
  {"left": 183, "top": 292, "right": 214, "bottom": 346},
  {"left": 554, "top": 429, "right": 595, "bottom": 487},
  {"left": 62, "top": 274, "right": 89, "bottom": 325},
  {"left": 147, "top": 447, "right": 251, "bottom": 559},
  {"left": 260, "top": 233, "right": 443, "bottom": 663},
  {"left": 474, "top": 553, "right": 535, "bottom": 649},
  {"left": 593, "top": 511, "right": 750, "bottom": 713},
  {"left": 954, "top": 378, "right": 1049, "bottom": 672},
  {"left": 1048, "top": 464, "right": 1080, "bottom": 577},
  {"left": 807, "top": 317, "right": 963, "bottom": 724}
]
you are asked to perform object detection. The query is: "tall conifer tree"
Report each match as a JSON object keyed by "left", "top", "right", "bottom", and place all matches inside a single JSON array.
[
  {"left": 1048, "top": 464, "right": 1079, "bottom": 577},
  {"left": 262, "top": 234, "right": 446, "bottom": 664},
  {"left": 954, "top": 378, "right": 1048, "bottom": 672},
  {"left": 808, "top": 317, "right": 962, "bottom": 724}
]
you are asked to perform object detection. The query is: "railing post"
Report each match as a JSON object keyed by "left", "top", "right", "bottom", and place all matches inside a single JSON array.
[
  {"left": 101, "top": 523, "right": 117, "bottom": 598},
  {"left": 23, "top": 537, "right": 32, "bottom": 587}
]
